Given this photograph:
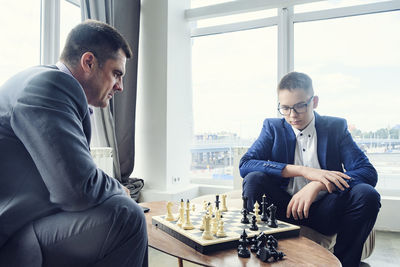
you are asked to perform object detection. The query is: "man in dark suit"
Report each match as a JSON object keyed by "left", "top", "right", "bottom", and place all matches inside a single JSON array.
[
  {"left": 0, "top": 20, "right": 147, "bottom": 266},
  {"left": 240, "top": 72, "right": 380, "bottom": 267}
]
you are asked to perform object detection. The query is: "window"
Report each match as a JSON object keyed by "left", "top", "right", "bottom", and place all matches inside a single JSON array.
[
  {"left": 60, "top": 0, "right": 81, "bottom": 53},
  {"left": 0, "top": 0, "right": 40, "bottom": 85},
  {"left": 295, "top": 11, "right": 400, "bottom": 195},
  {"left": 191, "top": 27, "right": 277, "bottom": 185}
]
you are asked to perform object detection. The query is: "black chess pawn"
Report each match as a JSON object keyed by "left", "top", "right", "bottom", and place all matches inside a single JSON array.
[
  {"left": 259, "top": 246, "right": 272, "bottom": 262},
  {"left": 241, "top": 208, "right": 250, "bottom": 224},
  {"left": 269, "top": 246, "right": 285, "bottom": 261},
  {"left": 237, "top": 230, "right": 250, "bottom": 258},
  {"left": 267, "top": 204, "right": 278, "bottom": 228},
  {"left": 249, "top": 215, "right": 258, "bottom": 231}
]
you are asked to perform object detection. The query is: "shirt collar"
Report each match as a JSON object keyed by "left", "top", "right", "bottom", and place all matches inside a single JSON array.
[
  {"left": 55, "top": 61, "right": 74, "bottom": 77},
  {"left": 291, "top": 116, "right": 316, "bottom": 138},
  {"left": 56, "top": 61, "right": 94, "bottom": 115}
]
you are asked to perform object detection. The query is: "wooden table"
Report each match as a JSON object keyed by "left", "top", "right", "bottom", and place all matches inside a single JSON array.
[{"left": 141, "top": 201, "right": 341, "bottom": 267}]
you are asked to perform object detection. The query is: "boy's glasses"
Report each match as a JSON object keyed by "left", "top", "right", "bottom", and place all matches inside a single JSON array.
[{"left": 278, "top": 96, "right": 314, "bottom": 116}]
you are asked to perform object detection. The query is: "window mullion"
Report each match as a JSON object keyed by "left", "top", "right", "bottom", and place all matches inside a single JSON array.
[{"left": 40, "top": 0, "right": 60, "bottom": 65}]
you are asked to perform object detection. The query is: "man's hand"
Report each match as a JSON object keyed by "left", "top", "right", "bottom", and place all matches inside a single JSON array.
[
  {"left": 282, "top": 165, "right": 351, "bottom": 193},
  {"left": 123, "top": 186, "right": 131, "bottom": 197},
  {"left": 286, "top": 181, "right": 324, "bottom": 220}
]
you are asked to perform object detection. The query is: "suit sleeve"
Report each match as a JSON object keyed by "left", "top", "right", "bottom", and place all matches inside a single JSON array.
[
  {"left": 10, "top": 70, "right": 126, "bottom": 212},
  {"left": 239, "top": 119, "right": 287, "bottom": 178},
  {"left": 339, "top": 122, "right": 378, "bottom": 187}
]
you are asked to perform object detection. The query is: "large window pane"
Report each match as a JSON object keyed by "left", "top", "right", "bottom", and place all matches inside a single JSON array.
[
  {"left": 191, "top": 27, "right": 277, "bottom": 185},
  {"left": 295, "top": 11, "right": 400, "bottom": 195},
  {"left": 60, "top": 0, "right": 81, "bottom": 53},
  {"left": 0, "top": 0, "right": 40, "bottom": 85}
]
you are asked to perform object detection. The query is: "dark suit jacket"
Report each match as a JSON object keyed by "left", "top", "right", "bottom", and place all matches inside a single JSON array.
[
  {"left": 239, "top": 113, "right": 377, "bottom": 189},
  {"left": 0, "top": 66, "right": 125, "bottom": 248}
]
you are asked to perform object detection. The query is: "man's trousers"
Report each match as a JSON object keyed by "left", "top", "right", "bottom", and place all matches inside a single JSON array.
[{"left": 0, "top": 195, "right": 148, "bottom": 267}]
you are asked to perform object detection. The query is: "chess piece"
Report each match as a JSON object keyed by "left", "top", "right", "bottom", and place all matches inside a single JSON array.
[
  {"left": 211, "top": 215, "right": 218, "bottom": 235},
  {"left": 254, "top": 201, "right": 261, "bottom": 223},
  {"left": 241, "top": 195, "right": 248, "bottom": 214},
  {"left": 221, "top": 194, "right": 228, "bottom": 212},
  {"left": 202, "top": 215, "right": 213, "bottom": 240},
  {"left": 192, "top": 204, "right": 196, "bottom": 212},
  {"left": 216, "top": 220, "right": 227, "bottom": 237},
  {"left": 177, "top": 199, "right": 184, "bottom": 227},
  {"left": 256, "top": 232, "right": 267, "bottom": 258},
  {"left": 203, "top": 200, "right": 208, "bottom": 211},
  {"left": 215, "top": 194, "right": 220, "bottom": 210},
  {"left": 259, "top": 246, "right": 273, "bottom": 262},
  {"left": 200, "top": 215, "right": 205, "bottom": 231},
  {"left": 241, "top": 208, "right": 250, "bottom": 224},
  {"left": 249, "top": 215, "right": 258, "bottom": 231},
  {"left": 269, "top": 246, "right": 285, "bottom": 261},
  {"left": 261, "top": 194, "right": 269, "bottom": 222},
  {"left": 250, "top": 236, "right": 258, "bottom": 253},
  {"left": 267, "top": 204, "right": 278, "bottom": 228},
  {"left": 267, "top": 235, "right": 278, "bottom": 249},
  {"left": 237, "top": 230, "right": 250, "bottom": 258},
  {"left": 207, "top": 203, "right": 213, "bottom": 217},
  {"left": 183, "top": 207, "right": 195, "bottom": 230},
  {"left": 165, "top": 201, "right": 175, "bottom": 221}
]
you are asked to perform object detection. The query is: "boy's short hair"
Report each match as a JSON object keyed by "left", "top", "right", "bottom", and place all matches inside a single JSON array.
[
  {"left": 60, "top": 19, "right": 132, "bottom": 67},
  {"left": 277, "top": 72, "right": 314, "bottom": 95}
]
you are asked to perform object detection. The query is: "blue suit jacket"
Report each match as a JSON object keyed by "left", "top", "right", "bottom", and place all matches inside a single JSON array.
[
  {"left": 0, "top": 66, "right": 126, "bottom": 248},
  {"left": 239, "top": 113, "right": 377, "bottom": 189}
]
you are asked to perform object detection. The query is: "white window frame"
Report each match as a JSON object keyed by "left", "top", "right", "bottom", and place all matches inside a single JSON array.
[
  {"left": 40, "top": 0, "right": 81, "bottom": 65},
  {"left": 186, "top": 0, "right": 400, "bottom": 230}
]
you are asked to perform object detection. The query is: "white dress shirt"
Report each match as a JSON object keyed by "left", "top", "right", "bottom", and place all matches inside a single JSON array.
[{"left": 286, "top": 116, "right": 327, "bottom": 201}]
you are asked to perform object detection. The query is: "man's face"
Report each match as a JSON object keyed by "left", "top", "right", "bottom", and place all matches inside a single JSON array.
[
  {"left": 85, "top": 49, "right": 126, "bottom": 108},
  {"left": 278, "top": 88, "right": 318, "bottom": 130}
]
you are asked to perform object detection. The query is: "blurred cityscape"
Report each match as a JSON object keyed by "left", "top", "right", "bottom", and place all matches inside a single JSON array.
[{"left": 190, "top": 125, "right": 400, "bottom": 193}]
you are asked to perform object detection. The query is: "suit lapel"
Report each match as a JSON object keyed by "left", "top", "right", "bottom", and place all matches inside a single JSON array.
[
  {"left": 283, "top": 119, "right": 296, "bottom": 164},
  {"left": 315, "top": 113, "right": 328, "bottom": 169}
]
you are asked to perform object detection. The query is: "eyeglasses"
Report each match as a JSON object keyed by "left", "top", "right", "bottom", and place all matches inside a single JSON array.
[{"left": 278, "top": 96, "right": 314, "bottom": 116}]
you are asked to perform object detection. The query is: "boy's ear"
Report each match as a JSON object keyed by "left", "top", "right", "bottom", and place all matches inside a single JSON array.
[{"left": 313, "top": 95, "right": 319, "bottom": 109}]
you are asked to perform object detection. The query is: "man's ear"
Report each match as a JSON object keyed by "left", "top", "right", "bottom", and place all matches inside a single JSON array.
[
  {"left": 313, "top": 95, "right": 319, "bottom": 109},
  {"left": 80, "top": 52, "right": 96, "bottom": 73}
]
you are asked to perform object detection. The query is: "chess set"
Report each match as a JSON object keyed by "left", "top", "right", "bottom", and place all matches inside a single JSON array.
[{"left": 152, "top": 195, "right": 300, "bottom": 254}]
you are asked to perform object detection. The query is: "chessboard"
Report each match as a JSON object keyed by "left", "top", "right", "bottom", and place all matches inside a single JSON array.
[{"left": 152, "top": 209, "right": 300, "bottom": 254}]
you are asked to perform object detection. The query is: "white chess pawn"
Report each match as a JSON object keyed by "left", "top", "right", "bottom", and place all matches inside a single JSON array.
[
  {"left": 183, "top": 208, "right": 194, "bottom": 230},
  {"left": 221, "top": 194, "right": 228, "bottom": 212},
  {"left": 177, "top": 200, "right": 185, "bottom": 227},
  {"left": 200, "top": 215, "right": 205, "bottom": 231},
  {"left": 216, "top": 220, "right": 227, "bottom": 237},
  {"left": 165, "top": 201, "right": 175, "bottom": 221},
  {"left": 254, "top": 201, "right": 261, "bottom": 223},
  {"left": 202, "top": 215, "right": 213, "bottom": 240}
]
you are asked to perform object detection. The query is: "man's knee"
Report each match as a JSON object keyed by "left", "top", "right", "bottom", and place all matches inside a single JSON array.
[{"left": 104, "top": 195, "right": 147, "bottom": 235}]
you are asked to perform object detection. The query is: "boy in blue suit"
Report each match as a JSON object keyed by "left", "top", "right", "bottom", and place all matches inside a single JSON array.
[{"left": 240, "top": 72, "right": 380, "bottom": 267}]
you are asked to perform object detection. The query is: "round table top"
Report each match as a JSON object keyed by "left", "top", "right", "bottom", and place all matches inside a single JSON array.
[{"left": 141, "top": 201, "right": 341, "bottom": 267}]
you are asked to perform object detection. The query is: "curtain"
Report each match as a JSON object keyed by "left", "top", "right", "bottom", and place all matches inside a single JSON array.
[{"left": 81, "top": 0, "right": 140, "bottom": 183}]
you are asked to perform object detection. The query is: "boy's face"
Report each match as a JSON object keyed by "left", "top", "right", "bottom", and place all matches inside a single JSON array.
[{"left": 278, "top": 88, "right": 318, "bottom": 130}]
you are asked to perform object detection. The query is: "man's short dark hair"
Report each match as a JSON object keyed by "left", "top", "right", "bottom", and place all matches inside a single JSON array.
[
  {"left": 60, "top": 19, "right": 132, "bottom": 67},
  {"left": 277, "top": 72, "right": 314, "bottom": 95}
]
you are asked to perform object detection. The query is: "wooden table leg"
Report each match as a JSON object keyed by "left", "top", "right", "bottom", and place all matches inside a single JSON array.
[{"left": 178, "top": 257, "right": 183, "bottom": 267}]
